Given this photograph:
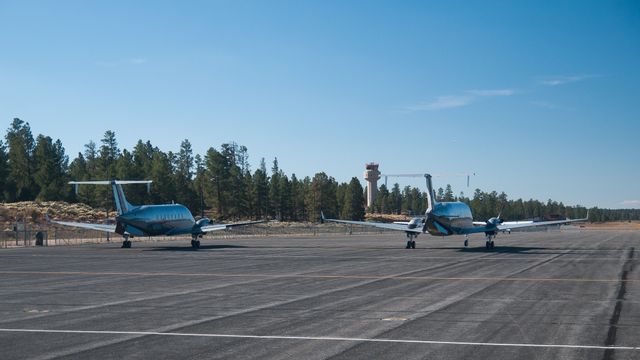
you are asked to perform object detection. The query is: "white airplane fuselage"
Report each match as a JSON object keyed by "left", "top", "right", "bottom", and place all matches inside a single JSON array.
[
  {"left": 116, "top": 204, "right": 196, "bottom": 237},
  {"left": 424, "top": 202, "right": 474, "bottom": 236}
]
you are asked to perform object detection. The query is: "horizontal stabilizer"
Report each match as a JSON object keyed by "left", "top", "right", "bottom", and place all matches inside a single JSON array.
[{"left": 69, "top": 180, "right": 153, "bottom": 185}]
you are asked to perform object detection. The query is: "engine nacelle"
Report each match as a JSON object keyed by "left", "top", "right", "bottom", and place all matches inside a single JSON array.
[
  {"left": 407, "top": 217, "right": 424, "bottom": 229},
  {"left": 196, "top": 217, "right": 212, "bottom": 227},
  {"left": 486, "top": 217, "right": 503, "bottom": 227}
]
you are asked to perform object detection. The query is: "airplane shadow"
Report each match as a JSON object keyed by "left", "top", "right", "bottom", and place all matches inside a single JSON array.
[
  {"left": 454, "top": 246, "right": 551, "bottom": 254},
  {"left": 145, "top": 244, "right": 249, "bottom": 252}
]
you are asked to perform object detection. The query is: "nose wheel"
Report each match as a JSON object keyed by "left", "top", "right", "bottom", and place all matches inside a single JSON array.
[
  {"left": 485, "top": 234, "right": 495, "bottom": 249},
  {"left": 191, "top": 239, "right": 201, "bottom": 249},
  {"left": 121, "top": 235, "right": 132, "bottom": 248}
]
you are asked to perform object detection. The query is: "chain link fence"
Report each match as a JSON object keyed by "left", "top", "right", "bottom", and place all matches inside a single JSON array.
[{"left": 0, "top": 222, "right": 392, "bottom": 249}]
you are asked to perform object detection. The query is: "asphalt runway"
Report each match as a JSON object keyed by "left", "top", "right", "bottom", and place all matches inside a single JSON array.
[{"left": 0, "top": 230, "right": 638, "bottom": 359}]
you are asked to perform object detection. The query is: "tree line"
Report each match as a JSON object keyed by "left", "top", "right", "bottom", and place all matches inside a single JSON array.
[
  {"left": 2, "top": 118, "right": 638, "bottom": 223},
  {"left": 0, "top": 118, "right": 365, "bottom": 222}
]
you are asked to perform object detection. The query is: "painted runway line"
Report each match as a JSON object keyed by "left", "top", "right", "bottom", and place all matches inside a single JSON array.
[{"left": 0, "top": 328, "right": 637, "bottom": 351}]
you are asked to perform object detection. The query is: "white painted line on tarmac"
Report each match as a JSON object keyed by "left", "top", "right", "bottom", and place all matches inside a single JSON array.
[{"left": 0, "top": 328, "right": 637, "bottom": 351}]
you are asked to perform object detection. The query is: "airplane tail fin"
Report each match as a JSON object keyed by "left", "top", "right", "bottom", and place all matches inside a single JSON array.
[
  {"left": 70, "top": 180, "right": 152, "bottom": 215},
  {"left": 424, "top": 174, "right": 437, "bottom": 214}
]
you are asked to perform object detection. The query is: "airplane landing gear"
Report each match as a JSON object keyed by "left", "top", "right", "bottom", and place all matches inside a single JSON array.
[
  {"left": 464, "top": 235, "right": 469, "bottom": 247},
  {"left": 405, "top": 233, "right": 417, "bottom": 249},
  {"left": 191, "top": 238, "right": 201, "bottom": 249},
  {"left": 121, "top": 235, "right": 132, "bottom": 248},
  {"left": 484, "top": 234, "right": 495, "bottom": 250}
]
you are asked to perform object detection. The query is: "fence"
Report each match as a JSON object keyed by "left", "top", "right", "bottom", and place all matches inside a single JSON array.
[{"left": 0, "top": 222, "right": 392, "bottom": 249}]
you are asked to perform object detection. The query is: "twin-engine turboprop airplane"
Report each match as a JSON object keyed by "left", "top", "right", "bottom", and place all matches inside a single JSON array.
[
  {"left": 322, "top": 174, "right": 588, "bottom": 250},
  {"left": 49, "top": 180, "right": 265, "bottom": 249}
]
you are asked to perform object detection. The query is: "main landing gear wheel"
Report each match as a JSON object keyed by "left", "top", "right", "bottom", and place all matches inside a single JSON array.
[
  {"left": 191, "top": 239, "right": 201, "bottom": 249},
  {"left": 485, "top": 240, "right": 495, "bottom": 250},
  {"left": 464, "top": 239, "right": 468, "bottom": 247},
  {"left": 406, "top": 240, "right": 416, "bottom": 249},
  {"left": 121, "top": 239, "right": 132, "bottom": 248}
]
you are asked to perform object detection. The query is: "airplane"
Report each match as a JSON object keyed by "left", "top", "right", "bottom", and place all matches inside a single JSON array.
[
  {"left": 321, "top": 174, "right": 589, "bottom": 250},
  {"left": 48, "top": 180, "right": 266, "bottom": 249}
]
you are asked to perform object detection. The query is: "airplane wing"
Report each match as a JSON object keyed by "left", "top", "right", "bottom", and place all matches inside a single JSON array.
[
  {"left": 472, "top": 220, "right": 533, "bottom": 227},
  {"left": 49, "top": 220, "right": 117, "bottom": 233},
  {"left": 321, "top": 214, "right": 422, "bottom": 233},
  {"left": 200, "top": 220, "right": 267, "bottom": 233},
  {"left": 496, "top": 216, "right": 587, "bottom": 231}
]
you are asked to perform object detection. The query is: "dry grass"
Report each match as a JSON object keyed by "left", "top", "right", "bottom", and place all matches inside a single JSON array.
[
  {"left": 580, "top": 220, "right": 640, "bottom": 230},
  {"left": 0, "top": 201, "right": 109, "bottom": 230},
  {"left": 365, "top": 213, "right": 412, "bottom": 222}
]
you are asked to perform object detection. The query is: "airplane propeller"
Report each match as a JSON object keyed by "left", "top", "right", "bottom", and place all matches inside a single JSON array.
[{"left": 486, "top": 212, "right": 503, "bottom": 227}]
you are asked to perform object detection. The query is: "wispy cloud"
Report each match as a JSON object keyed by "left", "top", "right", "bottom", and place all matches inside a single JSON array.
[
  {"left": 530, "top": 100, "right": 574, "bottom": 111},
  {"left": 407, "top": 88, "right": 514, "bottom": 111},
  {"left": 538, "top": 74, "right": 600, "bottom": 86},
  {"left": 407, "top": 95, "right": 473, "bottom": 111},
  {"left": 467, "top": 89, "right": 515, "bottom": 97},
  {"left": 621, "top": 200, "right": 640, "bottom": 206}
]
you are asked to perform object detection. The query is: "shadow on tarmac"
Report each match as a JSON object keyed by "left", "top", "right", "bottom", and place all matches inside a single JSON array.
[
  {"left": 144, "top": 244, "right": 249, "bottom": 252},
  {"left": 454, "top": 246, "right": 550, "bottom": 254}
]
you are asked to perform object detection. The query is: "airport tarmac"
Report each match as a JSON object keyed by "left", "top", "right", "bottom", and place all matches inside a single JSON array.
[{"left": 0, "top": 230, "right": 638, "bottom": 359}]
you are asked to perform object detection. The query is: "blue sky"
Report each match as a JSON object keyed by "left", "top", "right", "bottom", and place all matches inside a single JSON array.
[{"left": 1, "top": 1, "right": 638, "bottom": 209}]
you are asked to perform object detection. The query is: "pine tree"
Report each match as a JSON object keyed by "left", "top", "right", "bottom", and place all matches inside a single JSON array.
[
  {"left": 32, "top": 135, "right": 68, "bottom": 201},
  {"left": 305, "top": 172, "right": 338, "bottom": 221},
  {"left": 133, "top": 140, "right": 155, "bottom": 177},
  {"left": 98, "top": 130, "right": 120, "bottom": 179},
  {"left": 390, "top": 183, "right": 402, "bottom": 214},
  {"left": 252, "top": 158, "right": 269, "bottom": 218},
  {"left": 374, "top": 184, "right": 390, "bottom": 213},
  {"left": 443, "top": 184, "right": 455, "bottom": 201},
  {"left": 269, "top": 158, "right": 282, "bottom": 219},
  {"left": 149, "top": 150, "right": 175, "bottom": 204},
  {"left": 68, "top": 152, "right": 88, "bottom": 203},
  {"left": 0, "top": 140, "right": 8, "bottom": 201},
  {"left": 174, "top": 139, "right": 198, "bottom": 211},
  {"left": 76, "top": 141, "right": 100, "bottom": 207},
  {"left": 219, "top": 143, "right": 245, "bottom": 219},
  {"left": 95, "top": 131, "right": 121, "bottom": 209},
  {"left": 337, "top": 182, "right": 348, "bottom": 218},
  {"left": 289, "top": 174, "right": 305, "bottom": 221},
  {"left": 204, "top": 147, "right": 226, "bottom": 218},
  {"left": 341, "top": 177, "right": 365, "bottom": 220},
  {"left": 193, "top": 154, "right": 206, "bottom": 218},
  {"left": 114, "top": 149, "right": 149, "bottom": 205},
  {"left": 5, "top": 118, "right": 36, "bottom": 201}
]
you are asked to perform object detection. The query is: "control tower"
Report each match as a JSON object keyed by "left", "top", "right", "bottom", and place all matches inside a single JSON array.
[{"left": 364, "top": 163, "right": 381, "bottom": 208}]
